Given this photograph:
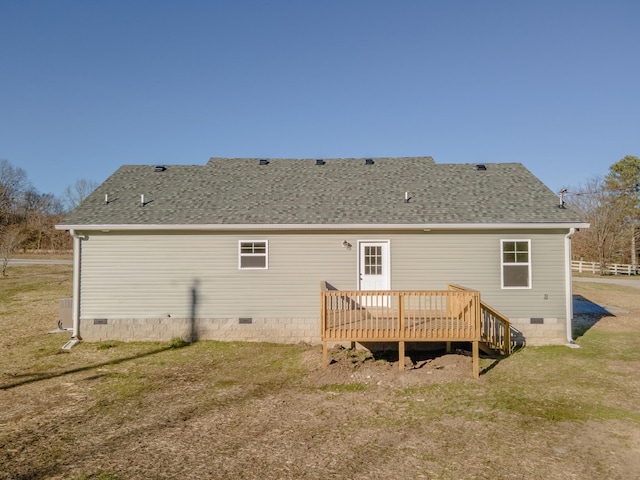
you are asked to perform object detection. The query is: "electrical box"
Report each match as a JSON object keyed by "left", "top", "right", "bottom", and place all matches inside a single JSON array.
[{"left": 58, "top": 297, "right": 73, "bottom": 330}]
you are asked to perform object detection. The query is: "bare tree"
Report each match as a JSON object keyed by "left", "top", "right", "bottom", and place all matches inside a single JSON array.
[
  {"left": 0, "top": 225, "right": 26, "bottom": 276},
  {"left": 22, "top": 192, "right": 65, "bottom": 251},
  {"left": 568, "top": 176, "right": 627, "bottom": 274},
  {"left": 63, "top": 179, "right": 98, "bottom": 211},
  {"left": 0, "top": 159, "right": 31, "bottom": 226},
  {"left": 0, "top": 159, "right": 70, "bottom": 255}
]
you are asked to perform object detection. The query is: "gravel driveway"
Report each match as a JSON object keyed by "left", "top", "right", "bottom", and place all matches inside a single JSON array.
[{"left": 574, "top": 276, "right": 640, "bottom": 289}]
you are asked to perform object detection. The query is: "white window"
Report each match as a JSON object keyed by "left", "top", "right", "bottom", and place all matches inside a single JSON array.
[
  {"left": 501, "top": 240, "right": 531, "bottom": 289},
  {"left": 239, "top": 240, "right": 268, "bottom": 269}
]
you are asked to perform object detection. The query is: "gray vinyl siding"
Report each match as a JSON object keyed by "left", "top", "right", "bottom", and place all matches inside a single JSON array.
[
  {"left": 78, "top": 229, "right": 569, "bottom": 321},
  {"left": 79, "top": 231, "right": 358, "bottom": 320},
  {"left": 391, "top": 230, "right": 567, "bottom": 319}
]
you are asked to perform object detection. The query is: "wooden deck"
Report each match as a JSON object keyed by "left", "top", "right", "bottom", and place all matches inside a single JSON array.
[{"left": 320, "top": 282, "right": 511, "bottom": 378}]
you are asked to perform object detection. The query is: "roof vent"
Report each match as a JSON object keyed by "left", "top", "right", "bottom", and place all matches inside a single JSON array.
[
  {"left": 365, "top": 158, "right": 374, "bottom": 165},
  {"left": 259, "top": 159, "right": 269, "bottom": 165},
  {"left": 316, "top": 159, "right": 325, "bottom": 165},
  {"left": 154, "top": 165, "right": 166, "bottom": 172},
  {"left": 558, "top": 188, "right": 567, "bottom": 209},
  {"left": 475, "top": 164, "right": 487, "bottom": 171}
]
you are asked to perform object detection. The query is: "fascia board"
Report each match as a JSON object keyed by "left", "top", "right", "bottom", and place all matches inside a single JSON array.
[{"left": 56, "top": 222, "right": 590, "bottom": 231}]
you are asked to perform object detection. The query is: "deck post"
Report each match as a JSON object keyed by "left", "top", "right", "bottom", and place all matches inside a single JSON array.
[
  {"left": 472, "top": 340, "right": 479, "bottom": 378},
  {"left": 398, "top": 293, "right": 405, "bottom": 370}
]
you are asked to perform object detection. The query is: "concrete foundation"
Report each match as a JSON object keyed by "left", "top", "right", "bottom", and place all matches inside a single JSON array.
[
  {"left": 79, "top": 316, "right": 319, "bottom": 344},
  {"left": 78, "top": 315, "right": 569, "bottom": 347},
  {"left": 508, "top": 317, "right": 568, "bottom": 346}
]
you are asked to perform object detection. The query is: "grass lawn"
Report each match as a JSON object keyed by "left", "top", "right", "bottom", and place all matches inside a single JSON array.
[{"left": 1, "top": 265, "right": 639, "bottom": 479}]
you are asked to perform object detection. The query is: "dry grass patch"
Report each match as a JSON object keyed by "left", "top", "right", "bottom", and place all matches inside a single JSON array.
[{"left": 1, "top": 267, "right": 640, "bottom": 479}]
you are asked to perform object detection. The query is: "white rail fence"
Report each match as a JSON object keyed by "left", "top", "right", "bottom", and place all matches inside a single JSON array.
[{"left": 572, "top": 260, "right": 638, "bottom": 276}]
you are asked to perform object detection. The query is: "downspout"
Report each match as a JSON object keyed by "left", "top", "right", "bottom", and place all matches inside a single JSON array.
[
  {"left": 70, "top": 229, "right": 82, "bottom": 340},
  {"left": 564, "top": 228, "right": 576, "bottom": 345}
]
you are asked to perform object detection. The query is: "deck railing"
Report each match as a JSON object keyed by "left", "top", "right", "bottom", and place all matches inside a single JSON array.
[{"left": 320, "top": 282, "right": 481, "bottom": 342}]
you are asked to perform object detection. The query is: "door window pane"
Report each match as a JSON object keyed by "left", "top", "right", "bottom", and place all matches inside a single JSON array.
[{"left": 364, "top": 246, "right": 382, "bottom": 275}]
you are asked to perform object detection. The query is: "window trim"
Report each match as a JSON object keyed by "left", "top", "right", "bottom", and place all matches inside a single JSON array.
[
  {"left": 238, "top": 240, "right": 269, "bottom": 270},
  {"left": 500, "top": 239, "right": 531, "bottom": 289}
]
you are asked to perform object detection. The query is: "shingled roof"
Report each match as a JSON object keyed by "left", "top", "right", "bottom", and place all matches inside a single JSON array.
[{"left": 59, "top": 157, "right": 586, "bottom": 228}]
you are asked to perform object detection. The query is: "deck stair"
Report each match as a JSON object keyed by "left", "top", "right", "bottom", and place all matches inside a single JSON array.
[
  {"left": 478, "top": 301, "right": 512, "bottom": 356},
  {"left": 448, "top": 285, "right": 512, "bottom": 356}
]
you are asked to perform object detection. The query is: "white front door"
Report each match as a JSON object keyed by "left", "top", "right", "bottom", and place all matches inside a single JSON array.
[{"left": 358, "top": 241, "right": 390, "bottom": 293}]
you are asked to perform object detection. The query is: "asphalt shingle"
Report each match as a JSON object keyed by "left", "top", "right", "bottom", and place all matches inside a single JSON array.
[{"left": 60, "top": 157, "right": 585, "bottom": 226}]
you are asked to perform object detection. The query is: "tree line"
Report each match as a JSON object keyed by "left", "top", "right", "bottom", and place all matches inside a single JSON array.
[
  {"left": 568, "top": 155, "right": 640, "bottom": 274},
  {"left": 0, "top": 158, "right": 97, "bottom": 275}
]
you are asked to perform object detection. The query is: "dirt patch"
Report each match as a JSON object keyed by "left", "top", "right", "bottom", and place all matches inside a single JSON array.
[{"left": 304, "top": 345, "right": 477, "bottom": 388}]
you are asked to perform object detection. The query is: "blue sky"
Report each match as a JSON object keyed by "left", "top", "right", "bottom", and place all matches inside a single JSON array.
[{"left": 1, "top": 0, "right": 639, "bottom": 198}]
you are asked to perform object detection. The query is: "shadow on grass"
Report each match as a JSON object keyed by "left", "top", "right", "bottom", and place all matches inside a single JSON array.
[
  {"left": 572, "top": 294, "right": 615, "bottom": 340},
  {"left": 478, "top": 344, "right": 526, "bottom": 375},
  {"left": 0, "top": 344, "right": 177, "bottom": 391},
  {"left": 367, "top": 345, "right": 451, "bottom": 364}
]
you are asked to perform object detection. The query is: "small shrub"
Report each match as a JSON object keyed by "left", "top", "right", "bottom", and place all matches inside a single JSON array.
[{"left": 169, "top": 337, "right": 190, "bottom": 349}]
